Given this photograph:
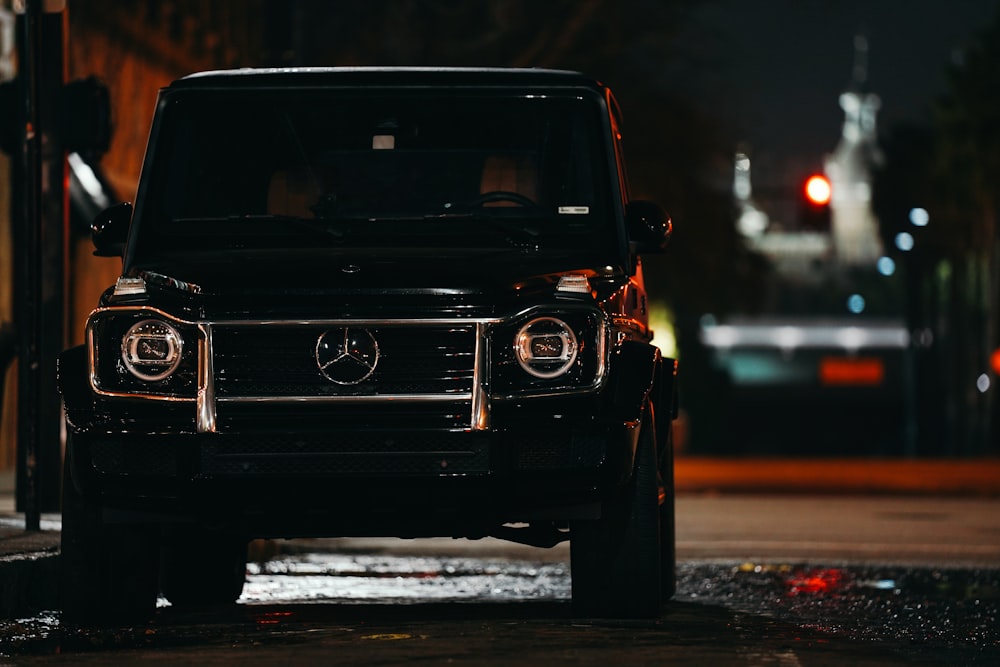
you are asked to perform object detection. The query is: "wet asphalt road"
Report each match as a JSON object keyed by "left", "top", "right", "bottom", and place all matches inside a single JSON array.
[
  {"left": 1, "top": 554, "right": 997, "bottom": 665},
  {"left": 1, "top": 495, "right": 998, "bottom": 665}
]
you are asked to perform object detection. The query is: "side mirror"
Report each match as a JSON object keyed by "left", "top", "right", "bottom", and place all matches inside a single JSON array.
[
  {"left": 91, "top": 202, "right": 132, "bottom": 257},
  {"left": 626, "top": 200, "right": 672, "bottom": 252}
]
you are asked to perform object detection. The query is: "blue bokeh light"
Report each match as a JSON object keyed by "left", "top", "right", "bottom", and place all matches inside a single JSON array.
[
  {"left": 877, "top": 256, "right": 896, "bottom": 276},
  {"left": 909, "top": 207, "right": 930, "bottom": 227}
]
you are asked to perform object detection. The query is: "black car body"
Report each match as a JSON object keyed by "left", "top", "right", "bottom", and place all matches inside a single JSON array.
[{"left": 58, "top": 67, "right": 677, "bottom": 621}]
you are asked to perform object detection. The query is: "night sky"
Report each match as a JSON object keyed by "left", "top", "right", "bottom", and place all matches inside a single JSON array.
[{"left": 667, "top": 0, "right": 1000, "bottom": 181}]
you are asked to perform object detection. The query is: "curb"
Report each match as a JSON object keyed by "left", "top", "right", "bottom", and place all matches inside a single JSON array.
[
  {"left": 0, "top": 549, "right": 60, "bottom": 619},
  {"left": 674, "top": 458, "right": 1000, "bottom": 496}
]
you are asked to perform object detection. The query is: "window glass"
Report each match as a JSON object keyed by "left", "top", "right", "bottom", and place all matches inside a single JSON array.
[{"left": 141, "top": 92, "right": 614, "bottom": 254}]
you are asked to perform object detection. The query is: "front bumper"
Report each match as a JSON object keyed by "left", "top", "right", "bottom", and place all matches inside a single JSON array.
[
  {"left": 59, "top": 308, "right": 662, "bottom": 537},
  {"left": 65, "top": 417, "right": 634, "bottom": 538}
]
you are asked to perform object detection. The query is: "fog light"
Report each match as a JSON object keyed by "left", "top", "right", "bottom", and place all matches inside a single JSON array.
[{"left": 121, "top": 319, "right": 183, "bottom": 381}]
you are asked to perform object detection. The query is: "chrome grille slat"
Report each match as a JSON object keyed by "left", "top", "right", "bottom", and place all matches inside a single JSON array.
[{"left": 212, "top": 323, "right": 477, "bottom": 398}]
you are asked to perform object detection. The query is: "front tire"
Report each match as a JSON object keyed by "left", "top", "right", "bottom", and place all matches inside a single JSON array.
[
  {"left": 60, "top": 436, "right": 160, "bottom": 626},
  {"left": 160, "top": 527, "right": 248, "bottom": 607},
  {"left": 660, "top": 419, "right": 677, "bottom": 599},
  {"left": 570, "top": 412, "right": 663, "bottom": 618}
]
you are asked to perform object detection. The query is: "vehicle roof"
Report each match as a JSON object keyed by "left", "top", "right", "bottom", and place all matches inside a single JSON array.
[{"left": 169, "top": 66, "right": 609, "bottom": 93}]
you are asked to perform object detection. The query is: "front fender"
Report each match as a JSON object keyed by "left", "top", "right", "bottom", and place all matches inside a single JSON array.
[
  {"left": 604, "top": 340, "right": 660, "bottom": 426},
  {"left": 58, "top": 345, "right": 93, "bottom": 429},
  {"left": 652, "top": 356, "right": 679, "bottom": 454}
]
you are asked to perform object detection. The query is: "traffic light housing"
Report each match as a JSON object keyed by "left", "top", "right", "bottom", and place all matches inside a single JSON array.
[
  {"left": 0, "top": 78, "right": 16, "bottom": 155},
  {"left": 799, "top": 173, "right": 832, "bottom": 231},
  {"left": 61, "top": 76, "right": 111, "bottom": 155},
  {"left": 0, "top": 75, "right": 111, "bottom": 156}
]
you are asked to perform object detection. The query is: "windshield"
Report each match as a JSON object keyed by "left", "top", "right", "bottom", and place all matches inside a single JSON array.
[{"left": 134, "top": 90, "right": 618, "bottom": 260}]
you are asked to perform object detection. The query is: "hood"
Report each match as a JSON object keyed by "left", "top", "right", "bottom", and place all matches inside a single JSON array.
[
  {"left": 127, "top": 245, "right": 621, "bottom": 293},
  {"left": 115, "top": 255, "right": 625, "bottom": 320}
]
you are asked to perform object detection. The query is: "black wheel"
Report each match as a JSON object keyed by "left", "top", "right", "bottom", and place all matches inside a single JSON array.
[
  {"left": 469, "top": 190, "right": 535, "bottom": 207},
  {"left": 60, "top": 435, "right": 160, "bottom": 626},
  {"left": 659, "top": 417, "right": 677, "bottom": 599},
  {"left": 570, "top": 411, "right": 663, "bottom": 618},
  {"left": 160, "top": 527, "right": 248, "bottom": 607}
]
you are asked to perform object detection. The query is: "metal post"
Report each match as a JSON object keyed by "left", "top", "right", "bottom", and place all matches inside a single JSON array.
[
  {"left": 13, "top": 0, "right": 66, "bottom": 528},
  {"left": 15, "top": 0, "right": 44, "bottom": 531}
]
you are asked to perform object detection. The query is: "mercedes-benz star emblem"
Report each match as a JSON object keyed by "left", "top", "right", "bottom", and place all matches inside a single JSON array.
[{"left": 315, "top": 328, "right": 380, "bottom": 385}]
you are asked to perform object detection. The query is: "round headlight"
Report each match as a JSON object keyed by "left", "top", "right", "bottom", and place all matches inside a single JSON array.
[
  {"left": 121, "top": 319, "right": 183, "bottom": 381},
  {"left": 515, "top": 317, "right": 578, "bottom": 378}
]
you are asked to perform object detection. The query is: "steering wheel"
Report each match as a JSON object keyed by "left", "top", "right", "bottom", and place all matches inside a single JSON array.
[{"left": 469, "top": 191, "right": 536, "bottom": 207}]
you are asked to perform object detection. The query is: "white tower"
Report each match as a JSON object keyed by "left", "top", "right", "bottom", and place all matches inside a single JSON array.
[
  {"left": 734, "top": 151, "right": 768, "bottom": 237},
  {"left": 825, "top": 35, "right": 884, "bottom": 267}
]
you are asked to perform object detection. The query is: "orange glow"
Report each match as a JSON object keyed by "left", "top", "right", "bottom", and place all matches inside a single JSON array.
[
  {"left": 785, "top": 568, "right": 845, "bottom": 596},
  {"left": 254, "top": 610, "right": 294, "bottom": 627},
  {"left": 819, "top": 356, "right": 884, "bottom": 386},
  {"left": 991, "top": 348, "right": 1000, "bottom": 375},
  {"left": 804, "top": 174, "right": 832, "bottom": 205}
]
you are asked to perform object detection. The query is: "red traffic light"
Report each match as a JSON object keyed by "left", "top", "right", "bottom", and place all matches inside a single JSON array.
[{"left": 804, "top": 174, "right": 832, "bottom": 205}]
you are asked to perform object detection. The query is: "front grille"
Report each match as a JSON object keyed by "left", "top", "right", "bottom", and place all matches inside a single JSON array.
[
  {"left": 513, "top": 434, "right": 607, "bottom": 470},
  {"left": 201, "top": 433, "right": 489, "bottom": 476},
  {"left": 211, "top": 323, "right": 476, "bottom": 398},
  {"left": 216, "top": 401, "right": 472, "bottom": 431},
  {"left": 91, "top": 439, "right": 180, "bottom": 476}
]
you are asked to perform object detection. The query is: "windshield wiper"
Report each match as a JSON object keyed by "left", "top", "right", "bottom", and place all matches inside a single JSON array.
[
  {"left": 466, "top": 216, "right": 542, "bottom": 252},
  {"left": 170, "top": 213, "right": 542, "bottom": 252},
  {"left": 327, "top": 210, "right": 543, "bottom": 251},
  {"left": 243, "top": 214, "right": 352, "bottom": 242},
  {"left": 426, "top": 212, "right": 544, "bottom": 252},
  {"left": 172, "top": 214, "right": 351, "bottom": 243}
]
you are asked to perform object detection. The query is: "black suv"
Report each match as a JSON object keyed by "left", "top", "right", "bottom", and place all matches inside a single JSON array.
[{"left": 58, "top": 67, "right": 677, "bottom": 622}]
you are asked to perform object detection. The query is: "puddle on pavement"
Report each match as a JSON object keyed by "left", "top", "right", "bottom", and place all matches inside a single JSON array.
[{"left": 241, "top": 553, "right": 571, "bottom": 604}]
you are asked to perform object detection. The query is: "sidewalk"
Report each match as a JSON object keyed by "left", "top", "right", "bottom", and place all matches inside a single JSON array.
[
  {"left": 1, "top": 458, "right": 998, "bottom": 619},
  {"left": 0, "top": 470, "right": 61, "bottom": 619},
  {"left": 674, "top": 457, "right": 1000, "bottom": 496}
]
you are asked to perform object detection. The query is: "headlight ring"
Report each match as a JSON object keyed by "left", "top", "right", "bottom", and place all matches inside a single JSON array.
[
  {"left": 121, "top": 319, "right": 184, "bottom": 381},
  {"left": 514, "top": 316, "right": 579, "bottom": 378}
]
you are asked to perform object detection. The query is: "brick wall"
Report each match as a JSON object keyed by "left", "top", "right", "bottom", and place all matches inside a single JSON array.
[{"left": 0, "top": 0, "right": 265, "bottom": 471}]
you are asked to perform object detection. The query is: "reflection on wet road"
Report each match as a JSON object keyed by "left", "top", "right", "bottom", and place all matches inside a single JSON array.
[
  {"left": 242, "top": 550, "right": 999, "bottom": 659},
  {"left": 2, "top": 545, "right": 996, "bottom": 665},
  {"left": 683, "top": 561, "right": 1000, "bottom": 659},
  {"left": 241, "top": 551, "right": 570, "bottom": 605}
]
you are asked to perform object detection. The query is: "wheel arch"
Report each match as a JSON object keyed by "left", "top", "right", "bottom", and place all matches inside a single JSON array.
[
  {"left": 651, "top": 355, "right": 679, "bottom": 457},
  {"left": 604, "top": 339, "right": 660, "bottom": 427},
  {"left": 58, "top": 344, "right": 92, "bottom": 429}
]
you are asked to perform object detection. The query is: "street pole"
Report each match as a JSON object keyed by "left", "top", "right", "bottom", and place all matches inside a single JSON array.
[
  {"left": 13, "top": 0, "right": 67, "bottom": 529},
  {"left": 16, "top": 0, "right": 44, "bottom": 532}
]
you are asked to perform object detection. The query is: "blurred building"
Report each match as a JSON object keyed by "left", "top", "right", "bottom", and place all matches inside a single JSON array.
[
  {"left": 734, "top": 151, "right": 830, "bottom": 281},
  {"left": 738, "top": 34, "right": 884, "bottom": 278},
  {"left": 1, "top": 0, "right": 267, "bottom": 473},
  {"left": 63, "top": 0, "right": 266, "bottom": 345},
  {"left": 825, "top": 35, "right": 883, "bottom": 267},
  {"left": 693, "top": 35, "right": 909, "bottom": 456}
]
